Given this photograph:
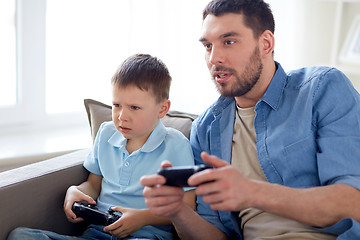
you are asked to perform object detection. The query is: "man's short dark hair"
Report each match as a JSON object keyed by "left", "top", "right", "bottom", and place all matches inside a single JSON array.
[
  {"left": 111, "top": 54, "right": 171, "bottom": 102},
  {"left": 203, "top": 0, "right": 275, "bottom": 38}
]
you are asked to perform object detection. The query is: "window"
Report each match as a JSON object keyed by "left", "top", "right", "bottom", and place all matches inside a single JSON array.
[
  {"left": 0, "top": 1, "right": 16, "bottom": 107},
  {"left": 1, "top": 0, "right": 344, "bottom": 135},
  {"left": 1, "top": 0, "right": 219, "bottom": 131},
  {"left": 45, "top": 0, "right": 218, "bottom": 115},
  {"left": 0, "top": 0, "right": 220, "bottom": 135}
]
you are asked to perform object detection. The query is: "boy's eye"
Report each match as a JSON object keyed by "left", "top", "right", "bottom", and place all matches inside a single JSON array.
[{"left": 113, "top": 104, "right": 121, "bottom": 108}]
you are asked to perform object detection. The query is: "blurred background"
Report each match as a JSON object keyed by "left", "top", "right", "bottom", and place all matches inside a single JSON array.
[{"left": 1, "top": 0, "right": 359, "bottom": 170}]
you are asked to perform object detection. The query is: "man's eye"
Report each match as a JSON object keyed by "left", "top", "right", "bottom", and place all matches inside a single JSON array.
[
  {"left": 113, "top": 104, "right": 121, "bottom": 108},
  {"left": 131, "top": 106, "right": 140, "bottom": 110},
  {"left": 203, "top": 43, "right": 212, "bottom": 50},
  {"left": 224, "top": 40, "right": 235, "bottom": 45}
]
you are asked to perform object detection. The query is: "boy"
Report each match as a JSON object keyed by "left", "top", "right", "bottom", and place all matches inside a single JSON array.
[{"left": 8, "top": 54, "right": 195, "bottom": 240}]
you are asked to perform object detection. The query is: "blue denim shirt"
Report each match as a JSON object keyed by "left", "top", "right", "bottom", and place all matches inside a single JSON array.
[{"left": 190, "top": 62, "right": 360, "bottom": 239}]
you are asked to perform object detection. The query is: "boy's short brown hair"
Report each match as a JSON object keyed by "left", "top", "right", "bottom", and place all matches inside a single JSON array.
[{"left": 111, "top": 54, "right": 171, "bottom": 103}]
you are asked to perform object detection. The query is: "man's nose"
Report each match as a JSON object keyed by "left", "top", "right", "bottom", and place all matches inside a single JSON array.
[{"left": 209, "top": 46, "right": 224, "bottom": 65}]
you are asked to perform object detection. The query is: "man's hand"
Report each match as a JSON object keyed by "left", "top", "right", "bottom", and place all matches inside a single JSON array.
[
  {"left": 193, "top": 153, "right": 360, "bottom": 228},
  {"left": 141, "top": 158, "right": 229, "bottom": 240},
  {"left": 140, "top": 161, "right": 187, "bottom": 217},
  {"left": 189, "top": 152, "right": 259, "bottom": 212}
]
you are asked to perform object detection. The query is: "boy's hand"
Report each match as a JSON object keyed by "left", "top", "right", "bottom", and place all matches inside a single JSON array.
[
  {"left": 104, "top": 207, "right": 145, "bottom": 238},
  {"left": 63, "top": 185, "right": 97, "bottom": 223}
]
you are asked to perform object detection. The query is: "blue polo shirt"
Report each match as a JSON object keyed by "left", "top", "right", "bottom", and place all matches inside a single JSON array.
[
  {"left": 84, "top": 121, "right": 194, "bottom": 240},
  {"left": 190, "top": 62, "right": 360, "bottom": 239}
]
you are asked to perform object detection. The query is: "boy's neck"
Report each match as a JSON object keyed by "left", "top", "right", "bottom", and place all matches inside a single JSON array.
[
  {"left": 125, "top": 128, "right": 154, "bottom": 154},
  {"left": 126, "top": 140, "right": 143, "bottom": 155}
]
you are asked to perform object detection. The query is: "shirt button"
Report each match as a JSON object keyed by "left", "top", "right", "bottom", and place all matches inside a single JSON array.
[{"left": 124, "top": 162, "right": 130, "bottom": 167}]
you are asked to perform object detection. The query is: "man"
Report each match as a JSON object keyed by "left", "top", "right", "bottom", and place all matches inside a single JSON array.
[{"left": 140, "top": 0, "right": 360, "bottom": 239}]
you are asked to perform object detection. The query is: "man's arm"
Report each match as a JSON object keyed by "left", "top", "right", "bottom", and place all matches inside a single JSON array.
[
  {"left": 191, "top": 152, "right": 360, "bottom": 228},
  {"left": 141, "top": 173, "right": 229, "bottom": 240},
  {"left": 171, "top": 202, "right": 229, "bottom": 240}
]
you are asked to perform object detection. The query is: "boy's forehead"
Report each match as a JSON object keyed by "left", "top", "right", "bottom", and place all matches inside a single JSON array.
[
  {"left": 112, "top": 83, "right": 144, "bottom": 91},
  {"left": 112, "top": 84, "right": 157, "bottom": 101}
]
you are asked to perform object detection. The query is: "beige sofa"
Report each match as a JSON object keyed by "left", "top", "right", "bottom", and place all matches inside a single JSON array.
[{"left": 0, "top": 99, "right": 197, "bottom": 240}]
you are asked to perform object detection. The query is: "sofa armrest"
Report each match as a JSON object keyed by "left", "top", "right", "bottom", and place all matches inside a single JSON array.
[{"left": 0, "top": 149, "right": 91, "bottom": 240}]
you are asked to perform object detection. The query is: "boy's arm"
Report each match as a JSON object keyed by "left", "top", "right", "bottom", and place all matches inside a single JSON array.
[
  {"left": 74, "top": 173, "right": 102, "bottom": 200},
  {"left": 63, "top": 173, "right": 102, "bottom": 222}
]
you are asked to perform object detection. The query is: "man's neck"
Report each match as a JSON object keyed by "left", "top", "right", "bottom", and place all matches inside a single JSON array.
[{"left": 235, "top": 60, "right": 276, "bottom": 108}]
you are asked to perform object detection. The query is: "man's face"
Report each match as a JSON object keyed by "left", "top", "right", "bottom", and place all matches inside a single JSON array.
[{"left": 199, "top": 13, "right": 263, "bottom": 98}]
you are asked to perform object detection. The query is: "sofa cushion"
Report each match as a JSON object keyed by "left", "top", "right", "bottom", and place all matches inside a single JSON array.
[
  {"left": 84, "top": 99, "right": 198, "bottom": 142},
  {"left": 0, "top": 149, "right": 91, "bottom": 239}
]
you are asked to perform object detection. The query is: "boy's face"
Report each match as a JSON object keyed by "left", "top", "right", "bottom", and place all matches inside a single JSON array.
[{"left": 112, "top": 84, "right": 169, "bottom": 147}]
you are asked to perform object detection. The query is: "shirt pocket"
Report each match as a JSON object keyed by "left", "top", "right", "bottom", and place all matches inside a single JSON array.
[
  {"left": 283, "top": 135, "right": 316, "bottom": 156},
  {"left": 281, "top": 134, "right": 319, "bottom": 186}
]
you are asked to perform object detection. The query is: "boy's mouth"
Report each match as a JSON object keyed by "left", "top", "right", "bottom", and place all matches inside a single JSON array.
[{"left": 119, "top": 126, "right": 131, "bottom": 133}]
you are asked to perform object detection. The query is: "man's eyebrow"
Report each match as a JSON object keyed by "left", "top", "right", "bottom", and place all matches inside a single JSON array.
[
  {"left": 199, "top": 37, "right": 207, "bottom": 42},
  {"left": 199, "top": 31, "right": 239, "bottom": 42},
  {"left": 220, "top": 31, "right": 239, "bottom": 38}
]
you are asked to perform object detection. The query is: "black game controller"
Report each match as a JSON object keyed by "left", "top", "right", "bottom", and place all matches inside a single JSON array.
[
  {"left": 72, "top": 201, "right": 121, "bottom": 226},
  {"left": 158, "top": 164, "right": 212, "bottom": 187}
]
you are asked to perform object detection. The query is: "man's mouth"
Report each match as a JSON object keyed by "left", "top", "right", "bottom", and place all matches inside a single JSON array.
[{"left": 214, "top": 72, "right": 231, "bottom": 84}]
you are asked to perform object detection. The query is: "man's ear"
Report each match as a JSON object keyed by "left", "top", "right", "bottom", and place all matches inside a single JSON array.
[
  {"left": 158, "top": 99, "right": 170, "bottom": 118},
  {"left": 260, "top": 30, "right": 275, "bottom": 58}
]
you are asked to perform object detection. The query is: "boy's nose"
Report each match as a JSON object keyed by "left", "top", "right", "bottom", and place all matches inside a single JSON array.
[{"left": 118, "top": 109, "right": 127, "bottom": 121}]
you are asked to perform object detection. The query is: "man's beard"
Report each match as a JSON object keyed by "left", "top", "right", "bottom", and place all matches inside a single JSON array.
[{"left": 212, "top": 46, "right": 263, "bottom": 97}]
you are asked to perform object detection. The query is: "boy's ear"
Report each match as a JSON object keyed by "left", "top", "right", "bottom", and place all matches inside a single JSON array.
[{"left": 158, "top": 99, "right": 170, "bottom": 118}]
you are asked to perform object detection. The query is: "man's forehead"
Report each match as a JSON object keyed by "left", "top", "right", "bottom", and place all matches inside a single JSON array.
[{"left": 199, "top": 13, "right": 246, "bottom": 41}]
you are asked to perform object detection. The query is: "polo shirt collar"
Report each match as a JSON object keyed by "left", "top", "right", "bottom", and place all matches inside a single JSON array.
[{"left": 108, "top": 121, "right": 167, "bottom": 153}]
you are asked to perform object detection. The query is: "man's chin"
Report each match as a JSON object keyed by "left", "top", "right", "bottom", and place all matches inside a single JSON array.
[{"left": 217, "top": 87, "right": 234, "bottom": 98}]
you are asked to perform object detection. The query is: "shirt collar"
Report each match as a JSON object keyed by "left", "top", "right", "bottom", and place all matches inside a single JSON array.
[
  {"left": 211, "top": 97, "right": 235, "bottom": 116},
  {"left": 211, "top": 62, "right": 287, "bottom": 115},
  {"left": 258, "top": 61, "right": 287, "bottom": 111},
  {"left": 108, "top": 121, "right": 167, "bottom": 153}
]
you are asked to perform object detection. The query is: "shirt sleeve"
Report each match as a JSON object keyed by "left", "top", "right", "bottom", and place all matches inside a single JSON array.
[
  {"left": 166, "top": 129, "right": 195, "bottom": 191},
  {"left": 313, "top": 68, "right": 360, "bottom": 190},
  {"left": 190, "top": 115, "right": 234, "bottom": 237},
  {"left": 83, "top": 122, "right": 105, "bottom": 176}
]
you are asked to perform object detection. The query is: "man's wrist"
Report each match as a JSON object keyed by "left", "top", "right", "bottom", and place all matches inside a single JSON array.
[{"left": 169, "top": 202, "right": 194, "bottom": 223}]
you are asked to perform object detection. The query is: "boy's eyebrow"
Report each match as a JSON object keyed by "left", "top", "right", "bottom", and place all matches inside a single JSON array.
[{"left": 199, "top": 31, "right": 239, "bottom": 42}]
